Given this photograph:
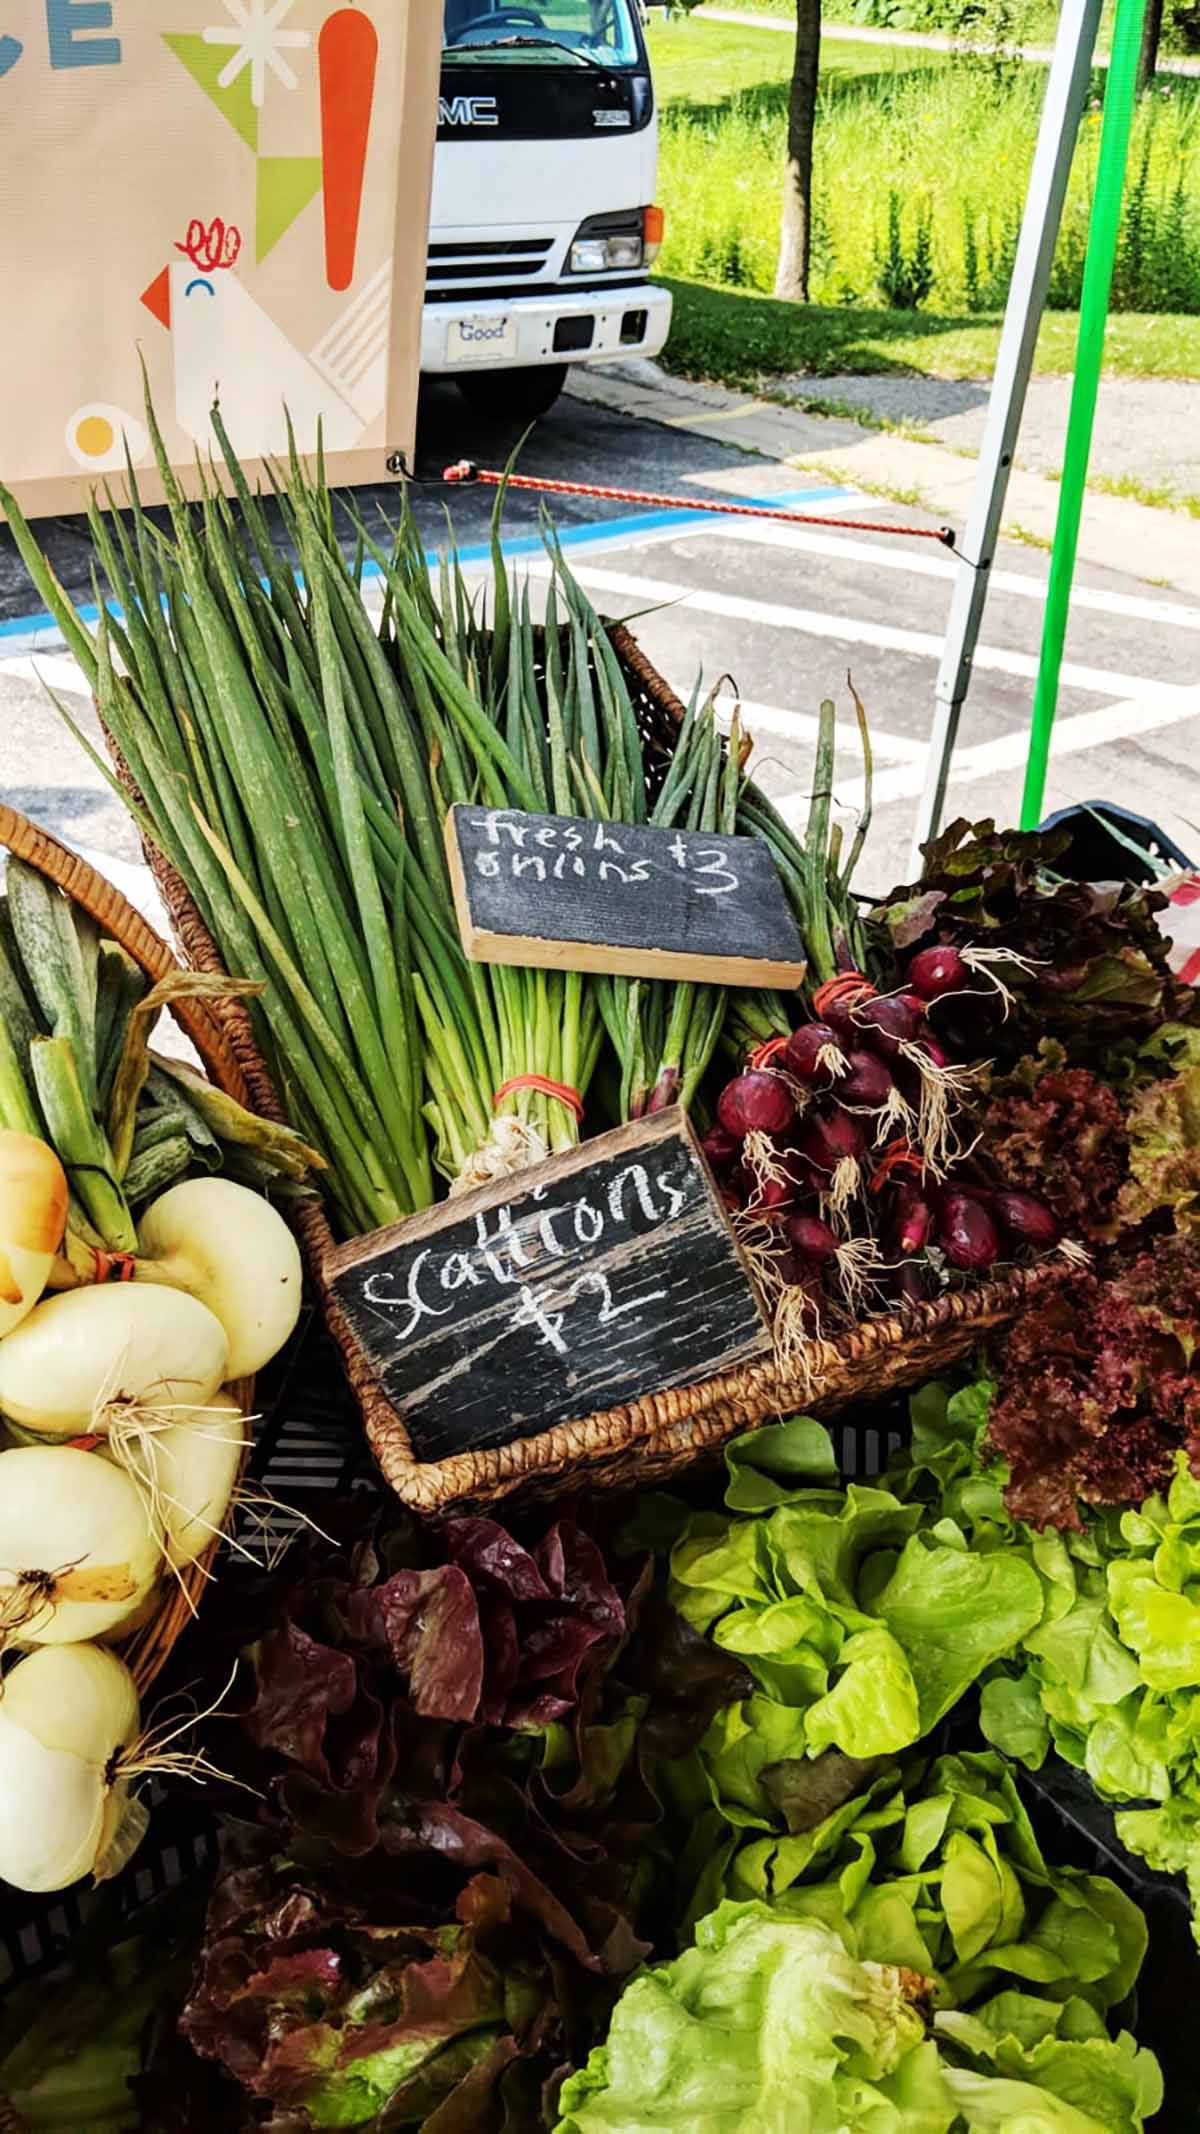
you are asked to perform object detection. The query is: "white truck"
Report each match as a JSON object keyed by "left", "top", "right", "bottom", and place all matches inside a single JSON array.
[{"left": 425, "top": 1, "right": 672, "bottom": 418}]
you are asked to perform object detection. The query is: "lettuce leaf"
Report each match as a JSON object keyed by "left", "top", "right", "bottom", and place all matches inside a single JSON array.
[
  {"left": 869, "top": 1535, "right": 1043, "bottom": 1732},
  {"left": 553, "top": 1901, "right": 1160, "bottom": 2134},
  {"left": 553, "top": 1903, "right": 944, "bottom": 2133},
  {"left": 1119, "top": 1064, "right": 1200, "bottom": 1231},
  {"left": 894, "top": 1384, "right": 1200, "bottom": 1949},
  {"left": 180, "top": 1497, "right": 750, "bottom": 2128},
  {"left": 668, "top": 1424, "right": 1039, "bottom": 1830}
]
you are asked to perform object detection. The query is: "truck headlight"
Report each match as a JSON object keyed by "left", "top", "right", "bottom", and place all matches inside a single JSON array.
[{"left": 567, "top": 211, "right": 644, "bottom": 274}]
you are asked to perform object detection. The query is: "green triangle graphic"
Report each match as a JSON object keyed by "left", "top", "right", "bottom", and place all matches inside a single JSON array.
[
  {"left": 256, "top": 156, "right": 324, "bottom": 263},
  {"left": 163, "top": 32, "right": 258, "bottom": 154}
]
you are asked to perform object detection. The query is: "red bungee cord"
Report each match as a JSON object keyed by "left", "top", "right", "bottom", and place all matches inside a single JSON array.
[{"left": 437, "top": 459, "right": 956, "bottom": 547}]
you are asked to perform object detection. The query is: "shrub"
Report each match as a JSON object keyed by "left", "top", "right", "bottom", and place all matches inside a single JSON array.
[
  {"left": 656, "top": 57, "right": 1200, "bottom": 317},
  {"left": 876, "top": 192, "right": 935, "bottom": 308}
]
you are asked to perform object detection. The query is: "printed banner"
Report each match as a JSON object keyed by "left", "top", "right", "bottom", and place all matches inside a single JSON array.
[{"left": 0, "top": 0, "right": 439, "bottom": 514}]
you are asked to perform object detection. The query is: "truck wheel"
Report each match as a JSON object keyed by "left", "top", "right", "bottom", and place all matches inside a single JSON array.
[{"left": 455, "top": 364, "right": 569, "bottom": 421}]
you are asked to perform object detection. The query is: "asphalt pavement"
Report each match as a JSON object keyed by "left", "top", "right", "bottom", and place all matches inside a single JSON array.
[{"left": 2, "top": 374, "right": 1199, "bottom": 909}]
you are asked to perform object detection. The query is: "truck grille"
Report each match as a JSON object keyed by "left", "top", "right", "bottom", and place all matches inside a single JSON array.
[{"left": 425, "top": 236, "right": 554, "bottom": 300}]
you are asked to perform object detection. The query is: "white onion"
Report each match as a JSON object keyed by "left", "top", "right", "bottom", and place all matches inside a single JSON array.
[
  {"left": 0, "top": 1131, "right": 68, "bottom": 1338},
  {"left": 0, "top": 1445, "right": 162, "bottom": 1644},
  {"left": 108, "top": 1389, "right": 247, "bottom": 1569},
  {"left": 0, "top": 1644, "right": 142, "bottom": 1892},
  {"left": 135, "top": 1177, "right": 302, "bottom": 1378},
  {"left": 0, "top": 1280, "right": 228, "bottom": 1437}
]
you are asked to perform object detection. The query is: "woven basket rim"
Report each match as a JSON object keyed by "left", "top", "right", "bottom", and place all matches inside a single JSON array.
[
  {"left": 334, "top": 1259, "right": 1048, "bottom": 1510},
  {"left": 0, "top": 805, "right": 253, "bottom": 1694},
  {"left": 96, "top": 624, "right": 1042, "bottom": 1513}
]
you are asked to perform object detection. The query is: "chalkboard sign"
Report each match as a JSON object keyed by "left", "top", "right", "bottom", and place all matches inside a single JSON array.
[
  {"left": 324, "top": 1108, "right": 772, "bottom": 1463},
  {"left": 445, "top": 805, "right": 807, "bottom": 987}
]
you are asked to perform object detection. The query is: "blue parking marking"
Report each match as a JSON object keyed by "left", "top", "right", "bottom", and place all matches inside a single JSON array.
[{"left": 0, "top": 484, "right": 851, "bottom": 657}]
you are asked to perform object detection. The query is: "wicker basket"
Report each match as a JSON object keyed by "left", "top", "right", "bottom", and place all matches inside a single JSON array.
[
  {"left": 0, "top": 805, "right": 254, "bottom": 1695},
  {"left": 103, "top": 626, "right": 1044, "bottom": 1513}
]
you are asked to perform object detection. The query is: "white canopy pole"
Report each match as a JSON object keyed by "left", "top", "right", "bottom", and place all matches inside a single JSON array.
[{"left": 908, "top": 0, "right": 1104, "bottom": 871}]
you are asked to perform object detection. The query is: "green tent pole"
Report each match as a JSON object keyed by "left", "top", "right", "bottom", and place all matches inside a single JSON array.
[{"left": 1019, "top": 0, "right": 1147, "bottom": 829}]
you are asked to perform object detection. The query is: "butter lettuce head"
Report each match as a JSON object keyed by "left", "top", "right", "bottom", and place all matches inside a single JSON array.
[
  {"left": 669, "top": 1415, "right": 1042, "bottom": 1813},
  {"left": 553, "top": 1902, "right": 947, "bottom": 2134},
  {"left": 553, "top": 1903, "right": 1161, "bottom": 2134}
]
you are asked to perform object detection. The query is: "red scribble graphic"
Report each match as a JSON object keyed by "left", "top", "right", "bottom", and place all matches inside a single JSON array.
[{"left": 175, "top": 218, "right": 242, "bottom": 272}]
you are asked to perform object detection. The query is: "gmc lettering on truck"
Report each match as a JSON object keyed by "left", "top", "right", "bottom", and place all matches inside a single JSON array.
[{"left": 438, "top": 94, "right": 499, "bottom": 127}]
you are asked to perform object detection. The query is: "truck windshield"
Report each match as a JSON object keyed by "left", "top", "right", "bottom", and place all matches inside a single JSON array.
[{"left": 443, "top": 1, "right": 641, "bottom": 67}]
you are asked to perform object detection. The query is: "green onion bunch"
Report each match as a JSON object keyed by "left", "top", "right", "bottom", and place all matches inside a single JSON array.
[{"left": 0, "top": 393, "right": 766, "bottom": 1236}]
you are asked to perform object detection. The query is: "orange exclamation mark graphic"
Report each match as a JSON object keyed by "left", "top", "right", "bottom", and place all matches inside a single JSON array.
[{"left": 318, "top": 5, "right": 378, "bottom": 292}]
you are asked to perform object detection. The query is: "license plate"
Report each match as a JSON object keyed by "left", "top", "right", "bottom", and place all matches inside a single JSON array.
[{"left": 445, "top": 314, "right": 518, "bottom": 365}]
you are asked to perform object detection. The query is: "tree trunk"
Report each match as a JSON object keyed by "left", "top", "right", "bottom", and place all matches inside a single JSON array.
[
  {"left": 774, "top": 0, "right": 822, "bottom": 303},
  {"left": 1137, "top": 0, "right": 1165, "bottom": 90}
]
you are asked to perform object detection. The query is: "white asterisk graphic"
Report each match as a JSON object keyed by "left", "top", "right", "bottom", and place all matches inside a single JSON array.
[{"left": 203, "top": 0, "right": 310, "bottom": 109}]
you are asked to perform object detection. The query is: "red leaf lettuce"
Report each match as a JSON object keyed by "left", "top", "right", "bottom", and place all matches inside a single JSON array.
[{"left": 180, "top": 1503, "right": 749, "bottom": 2130}]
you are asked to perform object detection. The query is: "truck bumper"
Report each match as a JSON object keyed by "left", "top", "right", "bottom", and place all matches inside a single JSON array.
[{"left": 420, "top": 282, "right": 672, "bottom": 376}]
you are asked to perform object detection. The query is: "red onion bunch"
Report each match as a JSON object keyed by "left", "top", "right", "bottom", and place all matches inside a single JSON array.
[{"left": 705, "top": 972, "right": 1060, "bottom": 1322}]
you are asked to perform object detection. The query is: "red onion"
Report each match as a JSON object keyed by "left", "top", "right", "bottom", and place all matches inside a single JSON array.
[
  {"left": 854, "top": 994, "right": 922, "bottom": 1057},
  {"left": 839, "top": 1050, "right": 896, "bottom": 1110},
  {"left": 908, "top": 944, "right": 968, "bottom": 1001},
  {"left": 776, "top": 1247, "right": 816, "bottom": 1288},
  {"left": 922, "top": 1039, "right": 949, "bottom": 1070},
  {"left": 892, "top": 1184, "right": 932, "bottom": 1256},
  {"left": 717, "top": 1071, "right": 796, "bottom": 1140},
  {"left": 701, "top": 1123, "right": 742, "bottom": 1172},
  {"left": 991, "top": 1190, "right": 1060, "bottom": 1249},
  {"left": 938, "top": 1192, "right": 1000, "bottom": 1271},
  {"left": 892, "top": 1261, "right": 930, "bottom": 1307},
  {"left": 782, "top": 1022, "right": 847, "bottom": 1087},
  {"left": 797, "top": 1107, "right": 867, "bottom": 1176},
  {"left": 743, "top": 1171, "right": 799, "bottom": 1216},
  {"left": 820, "top": 999, "right": 859, "bottom": 1043},
  {"left": 785, "top": 1212, "right": 839, "bottom": 1262},
  {"left": 735, "top": 1144, "right": 812, "bottom": 1216}
]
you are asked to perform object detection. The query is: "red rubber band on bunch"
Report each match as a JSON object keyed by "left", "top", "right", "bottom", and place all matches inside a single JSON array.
[
  {"left": 92, "top": 1247, "right": 136, "bottom": 1284},
  {"left": 871, "top": 1142, "right": 922, "bottom": 1193},
  {"left": 67, "top": 1434, "right": 103, "bottom": 1452},
  {"left": 812, "top": 974, "right": 878, "bottom": 1017},
  {"left": 748, "top": 1034, "right": 790, "bottom": 1070},
  {"left": 493, "top": 1074, "right": 585, "bottom": 1123},
  {"left": 440, "top": 462, "right": 956, "bottom": 548}
]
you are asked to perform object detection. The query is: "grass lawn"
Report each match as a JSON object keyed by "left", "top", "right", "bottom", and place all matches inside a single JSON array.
[
  {"left": 645, "top": 16, "right": 1200, "bottom": 383},
  {"left": 656, "top": 277, "right": 1200, "bottom": 383},
  {"left": 646, "top": 15, "right": 950, "bottom": 103}
]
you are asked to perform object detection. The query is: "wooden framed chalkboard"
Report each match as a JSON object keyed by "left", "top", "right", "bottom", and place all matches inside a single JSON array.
[
  {"left": 323, "top": 1108, "right": 772, "bottom": 1464},
  {"left": 445, "top": 805, "right": 807, "bottom": 987}
]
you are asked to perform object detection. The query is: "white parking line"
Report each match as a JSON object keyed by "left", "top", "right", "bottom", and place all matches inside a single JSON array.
[
  {"left": 714, "top": 519, "right": 1200, "bottom": 632},
  {"left": 2, "top": 654, "right": 92, "bottom": 697},
  {"left": 774, "top": 682, "right": 1200, "bottom": 823},
  {"left": 524, "top": 559, "right": 1173, "bottom": 703},
  {"left": 713, "top": 698, "right": 925, "bottom": 763}
]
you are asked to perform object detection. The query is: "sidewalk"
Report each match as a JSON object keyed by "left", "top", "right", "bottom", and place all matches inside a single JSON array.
[
  {"left": 567, "top": 359, "right": 1200, "bottom": 598},
  {"left": 693, "top": 6, "right": 1200, "bottom": 76},
  {"left": 772, "top": 373, "right": 1200, "bottom": 500}
]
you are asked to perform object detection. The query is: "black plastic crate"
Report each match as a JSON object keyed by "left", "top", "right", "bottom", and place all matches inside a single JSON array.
[{"left": 1038, "top": 802, "right": 1194, "bottom": 884}]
